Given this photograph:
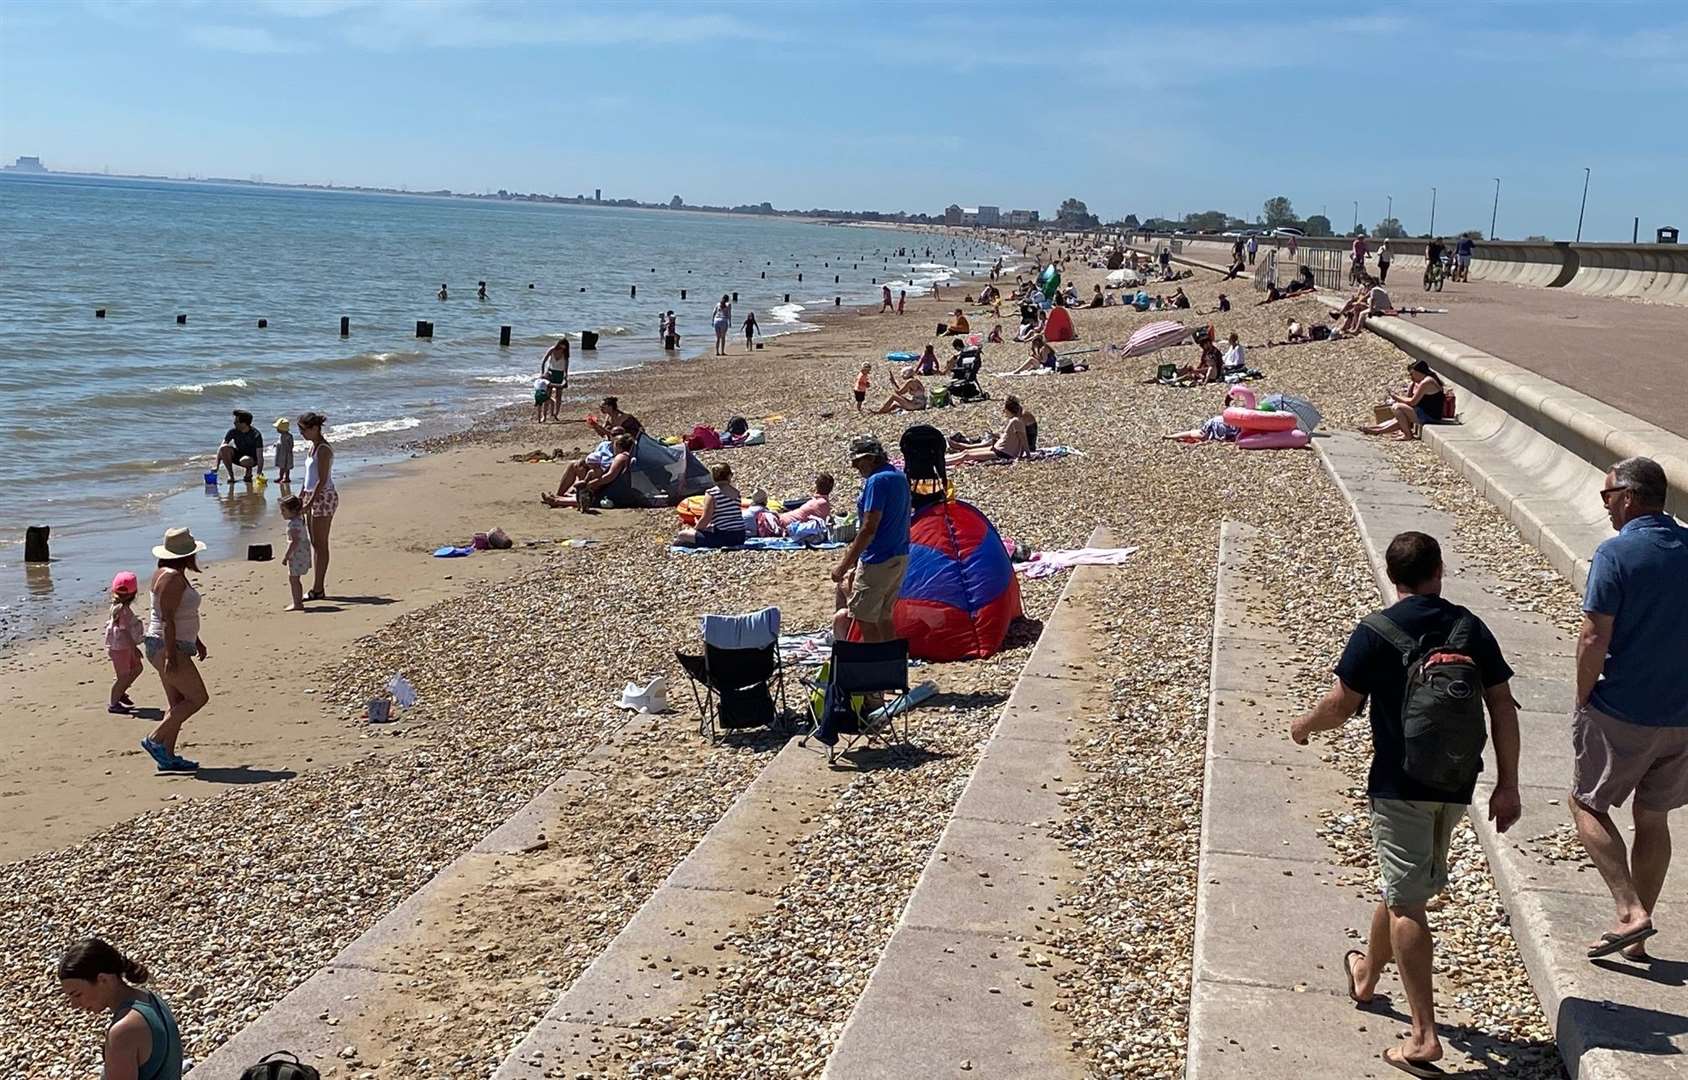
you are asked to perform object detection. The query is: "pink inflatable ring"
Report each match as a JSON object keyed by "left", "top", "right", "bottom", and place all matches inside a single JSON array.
[
  {"left": 1223, "top": 407, "right": 1299, "bottom": 432},
  {"left": 1238, "top": 428, "right": 1311, "bottom": 450}
]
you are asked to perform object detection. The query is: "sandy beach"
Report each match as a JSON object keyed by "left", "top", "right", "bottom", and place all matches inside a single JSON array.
[{"left": 3, "top": 236, "right": 1567, "bottom": 1077}]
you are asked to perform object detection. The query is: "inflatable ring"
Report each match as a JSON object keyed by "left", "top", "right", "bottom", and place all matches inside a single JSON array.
[
  {"left": 1238, "top": 428, "right": 1311, "bottom": 450},
  {"left": 886, "top": 351, "right": 917, "bottom": 362},
  {"left": 1223, "top": 407, "right": 1299, "bottom": 432}
]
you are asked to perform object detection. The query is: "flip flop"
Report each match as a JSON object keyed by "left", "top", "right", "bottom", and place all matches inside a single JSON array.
[
  {"left": 1588, "top": 925, "right": 1657, "bottom": 959},
  {"left": 1382, "top": 1046, "right": 1447, "bottom": 1077},
  {"left": 1343, "top": 949, "right": 1368, "bottom": 1004}
]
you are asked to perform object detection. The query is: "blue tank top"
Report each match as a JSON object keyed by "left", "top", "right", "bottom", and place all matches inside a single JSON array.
[{"left": 114, "top": 992, "right": 183, "bottom": 1080}]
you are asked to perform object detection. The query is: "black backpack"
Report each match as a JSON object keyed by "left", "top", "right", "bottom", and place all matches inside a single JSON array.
[
  {"left": 240, "top": 1051, "right": 321, "bottom": 1080},
  {"left": 1361, "top": 608, "right": 1488, "bottom": 791}
]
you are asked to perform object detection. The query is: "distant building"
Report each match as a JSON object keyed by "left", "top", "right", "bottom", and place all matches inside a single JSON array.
[
  {"left": 976, "top": 205, "right": 1000, "bottom": 227},
  {"left": 943, "top": 204, "right": 963, "bottom": 226},
  {"left": 594, "top": 188, "right": 601, "bottom": 202},
  {"left": 1005, "top": 209, "right": 1039, "bottom": 227},
  {"left": 5, "top": 156, "right": 46, "bottom": 173},
  {"left": 960, "top": 208, "right": 980, "bottom": 226}
]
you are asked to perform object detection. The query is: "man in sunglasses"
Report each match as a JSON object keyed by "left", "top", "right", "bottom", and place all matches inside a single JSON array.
[{"left": 1575, "top": 456, "right": 1688, "bottom": 962}]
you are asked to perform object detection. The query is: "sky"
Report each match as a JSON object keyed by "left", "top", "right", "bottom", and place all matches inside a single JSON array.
[{"left": 1, "top": 0, "right": 1684, "bottom": 242}]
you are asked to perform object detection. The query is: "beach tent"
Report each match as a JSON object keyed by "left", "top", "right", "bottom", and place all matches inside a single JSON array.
[
  {"left": 601, "top": 433, "right": 710, "bottom": 508},
  {"left": 1043, "top": 306, "right": 1076, "bottom": 343},
  {"left": 888, "top": 499, "right": 1022, "bottom": 662}
]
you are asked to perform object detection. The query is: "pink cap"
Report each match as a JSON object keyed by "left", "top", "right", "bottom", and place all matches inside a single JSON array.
[{"left": 111, "top": 571, "right": 139, "bottom": 597}]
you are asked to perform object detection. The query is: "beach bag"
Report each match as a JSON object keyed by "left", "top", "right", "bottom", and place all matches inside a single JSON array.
[
  {"left": 928, "top": 386, "right": 951, "bottom": 409},
  {"left": 1361, "top": 609, "right": 1487, "bottom": 791},
  {"left": 724, "top": 416, "right": 750, "bottom": 437},
  {"left": 1442, "top": 387, "right": 1457, "bottom": 421},
  {"left": 829, "top": 514, "right": 858, "bottom": 544},
  {"left": 240, "top": 1051, "right": 321, "bottom": 1080}
]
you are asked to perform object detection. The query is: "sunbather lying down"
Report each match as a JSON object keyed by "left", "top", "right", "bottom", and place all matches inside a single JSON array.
[
  {"left": 1164, "top": 388, "right": 1254, "bottom": 443},
  {"left": 542, "top": 432, "right": 634, "bottom": 509},
  {"left": 947, "top": 397, "right": 1033, "bottom": 465}
]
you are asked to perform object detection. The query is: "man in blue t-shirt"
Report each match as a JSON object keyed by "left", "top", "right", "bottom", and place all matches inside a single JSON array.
[
  {"left": 831, "top": 435, "right": 910, "bottom": 643},
  {"left": 1454, "top": 235, "right": 1475, "bottom": 281},
  {"left": 1573, "top": 456, "right": 1688, "bottom": 963},
  {"left": 1293, "top": 531, "right": 1520, "bottom": 1075}
]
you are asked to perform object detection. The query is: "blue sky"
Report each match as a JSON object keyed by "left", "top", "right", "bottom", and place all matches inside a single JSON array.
[{"left": 2, "top": 0, "right": 1684, "bottom": 241}]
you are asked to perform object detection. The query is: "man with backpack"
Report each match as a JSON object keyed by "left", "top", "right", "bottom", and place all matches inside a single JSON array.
[{"left": 1292, "top": 531, "right": 1521, "bottom": 1078}]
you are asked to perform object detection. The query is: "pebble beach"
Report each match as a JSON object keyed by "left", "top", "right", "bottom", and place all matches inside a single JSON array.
[{"left": 2, "top": 235, "right": 1573, "bottom": 1077}]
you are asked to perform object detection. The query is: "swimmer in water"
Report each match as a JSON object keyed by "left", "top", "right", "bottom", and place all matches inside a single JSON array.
[
  {"left": 477, "top": 281, "right": 487, "bottom": 301},
  {"left": 438, "top": 283, "right": 448, "bottom": 301}
]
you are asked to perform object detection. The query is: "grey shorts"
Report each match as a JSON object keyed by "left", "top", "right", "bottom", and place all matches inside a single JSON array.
[
  {"left": 1572, "top": 703, "right": 1688, "bottom": 813},
  {"left": 1370, "top": 797, "right": 1464, "bottom": 908},
  {"left": 143, "top": 636, "right": 197, "bottom": 668}
]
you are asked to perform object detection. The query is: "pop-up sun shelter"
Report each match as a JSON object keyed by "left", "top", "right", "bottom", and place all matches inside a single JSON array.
[{"left": 601, "top": 432, "right": 711, "bottom": 508}]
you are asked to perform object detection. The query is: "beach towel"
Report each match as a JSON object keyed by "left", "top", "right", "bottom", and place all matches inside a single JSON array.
[
  {"left": 671, "top": 536, "right": 845, "bottom": 555},
  {"left": 1016, "top": 545, "right": 1140, "bottom": 579},
  {"left": 1022, "top": 446, "right": 1085, "bottom": 460},
  {"left": 779, "top": 630, "right": 834, "bottom": 669},
  {"left": 432, "top": 545, "right": 474, "bottom": 558}
]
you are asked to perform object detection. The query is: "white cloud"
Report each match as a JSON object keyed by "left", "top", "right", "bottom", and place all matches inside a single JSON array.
[{"left": 185, "top": 23, "right": 310, "bottom": 53}]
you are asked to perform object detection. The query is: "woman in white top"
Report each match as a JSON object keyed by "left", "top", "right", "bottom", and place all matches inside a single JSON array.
[
  {"left": 298, "top": 411, "right": 337, "bottom": 600},
  {"left": 141, "top": 527, "right": 211, "bottom": 774},
  {"left": 712, "top": 295, "right": 732, "bottom": 356},
  {"left": 540, "top": 337, "right": 570, "bottom": 421}
]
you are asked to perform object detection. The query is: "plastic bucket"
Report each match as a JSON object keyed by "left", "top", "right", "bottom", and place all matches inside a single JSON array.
[
  {"left": 203, "top": 471, "right": 219, "bottom": 485},
  {"left": 367, "top": 698, "right": 392, "bottom": 723}
]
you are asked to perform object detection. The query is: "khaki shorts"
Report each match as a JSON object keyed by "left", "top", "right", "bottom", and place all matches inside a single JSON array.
[
  {"left": 1369, "top": 797, "right": 1463, "bottom": 908},
  {"left": 1572, "top": 703, "right": 1688, "bottom": 814},
  {"left": 848, "top": 556, "right": 907, "bottom": 625}
]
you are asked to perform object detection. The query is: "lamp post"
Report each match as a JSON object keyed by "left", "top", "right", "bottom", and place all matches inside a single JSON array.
[
  {"left": 1576, "top": 167, "right": 1591, "bottom": 243},
  {"left": 1353, "top": 200, "right": 1359, "bottom": 233},
  {"left": 1429, "top": 186, "right": 1437, "bottom": 236},
  {"left": 1490, "top": 178, "right": 1501, "bottom": 241},
  {"left": 1387, "top": 194, "right": 1393, "bottom": 228}
]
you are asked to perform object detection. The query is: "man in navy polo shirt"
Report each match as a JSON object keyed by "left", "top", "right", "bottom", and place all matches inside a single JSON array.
[{"left": 1574, "top": 456, "right": 1688, "bottom": 962}]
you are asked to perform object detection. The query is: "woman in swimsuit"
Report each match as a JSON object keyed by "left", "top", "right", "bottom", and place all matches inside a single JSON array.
[
  {"left": 298, "top": 411, "right": 337, "bottom": 600},
  {"left": 947, "top": 397, "right": 1031, "bottom": 466},
  {"left": 59, "top": 939, "right": 183, "bottom": 1080},
  {"left": 142, "top": 527, "right": 210, "bottom": 774},
  {"left": 541, "top": 337, "right": 570, "bottom": 421},
  {"left": 712, "top": 295, "right": 732, "bottom": 356}
]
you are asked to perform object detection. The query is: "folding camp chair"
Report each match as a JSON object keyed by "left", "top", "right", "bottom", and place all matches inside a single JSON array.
[
  {"left": 675, "top": 607, "right": 794, "bottom": 741},
  {"left": 800, "top": 638, "right": 913, "bottom": 764}
]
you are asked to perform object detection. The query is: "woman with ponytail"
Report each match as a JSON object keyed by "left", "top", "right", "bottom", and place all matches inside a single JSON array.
[{"left": 58, "top": 938, "right": 182, "bottom": 1079}]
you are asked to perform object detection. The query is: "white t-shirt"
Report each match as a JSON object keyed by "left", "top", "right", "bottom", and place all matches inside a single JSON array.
[
  {"left": 1368, "top": 286, "right": 1393, "bottom": 313},
  {"left": 1223, "top": 344, "right": 1246, "bottom": 370},
  {"left": 1378, "top": 244, "right": 1392, "bottom": 263}
]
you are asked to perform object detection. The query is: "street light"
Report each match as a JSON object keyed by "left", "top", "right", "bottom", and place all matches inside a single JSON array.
[
  {"left": 1387, "top": 194, "right": 1392, "bottom": 226},
  {"left": 1353, "top": 200, "right": 1359, "bottom": 233},
  {"left": 1490, "top": 178, "right": 1501, "bottom": 240},
  {"left": 1576, "top": 167, "right": 1591, "bottom": 243},
  {"left": 1430, "top": 186, "right": 1437, "bottom": 236}
]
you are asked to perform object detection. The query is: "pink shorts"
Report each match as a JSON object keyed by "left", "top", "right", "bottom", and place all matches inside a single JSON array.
[
  {"left": 305, "top": 484, "right": 339, "bottom": 518},
  {"left": 110, "top": 648, "right": 141, "bottom": 677},
  {"left": 1572, "top": 703, "right": 1688, "bottom": 813}
]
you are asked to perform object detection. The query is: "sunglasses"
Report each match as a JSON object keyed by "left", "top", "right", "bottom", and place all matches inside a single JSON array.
[{"left": 1600, "top": 485, "right": 1631, "bottom": 505}]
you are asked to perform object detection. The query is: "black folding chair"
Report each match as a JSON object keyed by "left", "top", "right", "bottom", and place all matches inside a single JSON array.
[
  {"left": 675, "top": 607, "right": 794, "bottom": 741},
  {"left": 800, "top": 638, "right": 912, "bottom": 764}
]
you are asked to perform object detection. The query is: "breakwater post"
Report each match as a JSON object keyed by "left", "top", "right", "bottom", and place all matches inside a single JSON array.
[
  {"left": 258, "top": 319, "right": 267, "bottom": 328},
  {"left": 416, "top": 320, "right": 433, "bottom": 338},
  {"left": 176, "top": 314, "right": 187, "bottom": 324},
  {"left": 835, "top": 297, "right": 840, "bottom": 307},
  {"left": 499, "top": 325, "right": 512, "bottom": 347},
  {"left": 25, "top": 526, "right": 50, "bottom": 563},
  {"left": 797, "top": 273, "right": 803, "bottom": 282},
  {"left": 681, "top": 289, "right": 687, "bottom": 300},
  {"left": 95, "top": 308, "right": 106, "bottom": 318},
  {"left": 340, "top": 316, "right": 350, "bottom": 336},
  {"left": 732, "top": 292, "right": 738, "bottom": 302},
  {"left": 630, "top": 284, "right": 637, "bottom": 298},
  {"left": 784, "top": 294, "right": 790, "bottom": 303}
]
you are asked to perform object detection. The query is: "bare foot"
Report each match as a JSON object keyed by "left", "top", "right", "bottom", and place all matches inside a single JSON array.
[
  {"left": 285, "top": 603, "right": 304, "bottom": 612},
  {"left": 1383, "top": 1043, "right": 1445, "bottom": 1076}
]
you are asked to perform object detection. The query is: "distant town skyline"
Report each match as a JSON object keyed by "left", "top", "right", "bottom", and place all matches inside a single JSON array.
[{"left": 3, "top": 1, "right": 1684, "bottom": 241}]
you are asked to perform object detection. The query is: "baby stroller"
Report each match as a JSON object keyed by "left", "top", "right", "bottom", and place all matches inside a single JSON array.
[{"left": 948, "top": 346, "right": 989, "bottom": 403}]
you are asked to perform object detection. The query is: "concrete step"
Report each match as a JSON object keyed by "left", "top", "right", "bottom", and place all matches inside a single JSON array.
[
  {"left": 491, "top": 734, "right": 858, "bottom": 1077},
  {"left": 819, "top": 528, "right": 1120, "bottom": 1079},
  {"left": 1317, "top": 431, "right": 1688, "bottom": 1079}
]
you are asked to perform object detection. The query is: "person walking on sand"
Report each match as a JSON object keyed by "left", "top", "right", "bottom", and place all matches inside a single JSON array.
[
  {"left": 279, "top": 495, "right": 310, "bottom": 611},
  {"left": 297, "top": 411, "right": 337, "bottom": 601},
  {"left": 1572, "top": 456, "right": 1688, "bottom": 963},
  {"left": 742, "top": 310, "right": 759, "bottom": 351},
  {"left": 541, "top": 336, "right": 570, "bottom": 420},
  {"left": 58, "top": 938, "right": 183, "bottom": 1080},
  {"left": 831, "top": 436, "right": 911, "bottom": 645},
  {"left": 1292, "top": 531, "right": 1520, "bottom": 1078},
  {"left": 882, "top": 284, "right": 894, "bottom": 312},
  {"left": 1377, "top": 240, "right": 1393, "bottom": 284},
  {"left": 106, "top": 571, "right": 144, "bottom": 715},
  {"left": 1246, "top": 234, "right": 1258, "bottom": 266},
  {"left": 897, "top": 289, "right": 906, "bottom": 315},
  {"left": 712, "top": 295, "right": 732, "bottom": 356},
  {"left": 141, "top": 527, "right": 212, "bottom": 774}
]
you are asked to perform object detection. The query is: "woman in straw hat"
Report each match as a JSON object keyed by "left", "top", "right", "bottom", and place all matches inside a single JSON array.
[{"left": 140, "top": 527, "right": 210, "bottom": 774}]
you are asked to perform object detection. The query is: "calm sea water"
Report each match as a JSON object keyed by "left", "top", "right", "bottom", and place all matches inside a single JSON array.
[{"left": 0, "top": 173, "right": 1006, "bottom": 640}]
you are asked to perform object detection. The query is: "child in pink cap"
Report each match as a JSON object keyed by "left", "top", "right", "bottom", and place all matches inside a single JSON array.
[{"left": 105, "top": 572, "right": 145, "bottom": 714}]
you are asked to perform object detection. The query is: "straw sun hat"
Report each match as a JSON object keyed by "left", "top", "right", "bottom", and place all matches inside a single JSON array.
[{"left": 152, "top": 527, "right": 208, "bottom": 560}]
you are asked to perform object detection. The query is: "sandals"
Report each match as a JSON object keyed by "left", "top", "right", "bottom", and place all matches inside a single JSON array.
[
  {"left": 1382, "top": 1047, "right": 1447, "bottom": 1077},
  {"left": 1588, "top": 924, "right": 1657, "bottom": 959},
  {"left": 1343, "top": 949, "right": 1368, "bottom": 1004},
  {"left": 305, "top": 589, "right": 326, "bottom": 601}
]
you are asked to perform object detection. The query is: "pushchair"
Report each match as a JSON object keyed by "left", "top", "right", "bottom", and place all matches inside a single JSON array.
[{"left": 947, "top": 347, "right": 988, "bottom": 403}]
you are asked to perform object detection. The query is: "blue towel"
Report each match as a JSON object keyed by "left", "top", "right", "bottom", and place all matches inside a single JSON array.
[{"left": 433, "top": 545, "right": 473, "bottom": 558}]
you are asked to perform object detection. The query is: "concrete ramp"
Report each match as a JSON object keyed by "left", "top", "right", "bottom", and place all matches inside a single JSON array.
[{"left": 1566, "top": 244, "right": 1688, "bottom": 304}]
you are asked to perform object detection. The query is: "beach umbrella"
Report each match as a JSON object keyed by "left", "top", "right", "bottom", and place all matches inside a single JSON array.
[
  {"left": 1113, "top": 320, "right": 1191, "bottom": 358},
  {"left": 1264, "top": 393, "right": 1323, "bottom": 433}
]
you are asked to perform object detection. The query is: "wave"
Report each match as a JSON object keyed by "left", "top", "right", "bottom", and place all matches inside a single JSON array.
[
  {"left": 156, "top": 377, "right": 250, "bottom": 398},
  {"left": 331, "top": 416, "right": 422, "bottom": 440},
  {"left": 768, "top": 302, "right": 806, "bottom": 324},
  {"left": 318, "top": 349, "right": 425, "bottom": 373},
  {"left": 474, "top": 373, "right": 539, "bottom": 385}
]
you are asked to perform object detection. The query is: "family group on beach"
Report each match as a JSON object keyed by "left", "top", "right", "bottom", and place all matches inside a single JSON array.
[{"left": 107, "top": 409, "right": 341, "bottom": 776}]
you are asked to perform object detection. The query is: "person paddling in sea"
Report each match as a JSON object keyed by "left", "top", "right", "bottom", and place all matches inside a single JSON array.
[
  {"left": 438, "top": 283, "right": 448, "bottom": 301},
  {"left": 477, "top": 280, "right": 488, "bottom": 301},
  {"left": 142, "top": 527, "right": 210, "bottom": 774},
  {"left": 58, "top": 938, "right": 183, "bottom": 1080},
  {"left": 742, "top": 310, "right": 759, "bottom": 351}
]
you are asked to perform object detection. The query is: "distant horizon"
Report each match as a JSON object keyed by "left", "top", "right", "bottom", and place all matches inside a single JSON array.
[{"left": 3, "top": 1, "right": 1684, "bottom": 243}]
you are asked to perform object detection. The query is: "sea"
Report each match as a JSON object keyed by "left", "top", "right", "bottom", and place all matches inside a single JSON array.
[{"left": 0, "top": 172, "right": 1010, "bottom": 642}]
